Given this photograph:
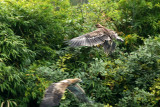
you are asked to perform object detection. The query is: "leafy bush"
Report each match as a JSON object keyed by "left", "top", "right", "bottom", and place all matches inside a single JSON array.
[
  {"left": 150, "top": 76, "right": 160, "bottom": 106},
  {"left": 0, "top": 0, "right": 70, "bottom": 60},
  {"left": 105, "top": 36, "right": 160, "bottom": 106},
  {"left": 0, "top": 23, "right": 35, "bottom": 68},
  {"left": 0, "top": 0, "right": 160, "bottom": 107},
  {"left": 54, "top": 36, "right": 159, "bottom": 106},
  {"left": 0, "top": 62, "right": 47, "bottom": 107},
  {"left": 117, "top": 0, "right": 160, "bottom": 36},
  {"left": 117, "top": 88, "right": 154, "bottom": 107}
]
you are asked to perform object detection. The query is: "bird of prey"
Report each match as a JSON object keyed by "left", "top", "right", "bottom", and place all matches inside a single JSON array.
[
  {"left": 40, "top": 78, "right": 91, "bottom": 107},
  {"left": 68, "top": 24, "right": 124, "bottom": 55}
]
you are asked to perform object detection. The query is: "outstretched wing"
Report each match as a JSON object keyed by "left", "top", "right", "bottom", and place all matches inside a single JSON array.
[
  {"left": 40, "top": 83, "right": 62, "bottom": 107},
  {"left": 40, "top": 78, "right": 82, "bottom": 107},
  {"left": 67, "top": 84, "right": 92, "bottom": 103},
  {"left": 68, "top": 28, "right": 111, "bottom": 47}
]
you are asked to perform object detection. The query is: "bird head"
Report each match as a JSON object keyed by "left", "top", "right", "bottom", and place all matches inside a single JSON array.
[
  {"left": 114, "top": 33, "right": 124, "bottom": 42},
  {"left": 109, "top": 30, "right": 124, "bottom": 42},
  {"left": 95, "top": 24, "right": 103, "bottom": 28}
]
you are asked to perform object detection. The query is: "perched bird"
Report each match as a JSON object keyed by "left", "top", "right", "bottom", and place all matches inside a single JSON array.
[
  {"left": 68, "top": 24, "right": 124, "bottom": 55},
  {"left": 40, "top": 78, "right": 90, "bottom": 107}
]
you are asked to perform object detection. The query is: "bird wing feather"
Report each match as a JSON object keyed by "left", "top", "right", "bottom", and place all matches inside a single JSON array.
[
  {"left": 40, "top": 83, "right": 63, "bottom": 107},
  {"left": 69, "top": 28, "right": 111, "bottom": 47},
  {"left": 67, "top": 84, "right": 91, "bottom": 103},
  {"left": 40, "top": 79, "right": 84, "bottom": 107}
]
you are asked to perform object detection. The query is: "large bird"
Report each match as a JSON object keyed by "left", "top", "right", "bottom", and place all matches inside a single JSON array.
[
  {"left": 40, "top": 78, "right": 90, "bottom": 107},
  {"left": 68, "top": 24, "right": 124, "bottom": 54}
]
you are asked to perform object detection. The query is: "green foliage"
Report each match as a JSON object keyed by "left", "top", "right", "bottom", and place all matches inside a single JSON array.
[
  {"left": 0, "top": 23, "right": 35, "bottom": 67},
  {"left": 0, "top": 62, "right": 47, "bottom": 107},
  {"left": 0, "top": 0, "right": 160, "bottom": 107},
  {"left": 0, "top": 0, "right": 66, "bottom": 60},
  {"left": 117, "top": 88, "right": 154, "bottom": 107},
  {"left": 150, "top": 76, "right": 160, "bottom": 106},
  {"left": 104, "top": 36, "right": 160, "bottom": 106},
  {"left": 52, "top": 36, "right": 159, "bottom": 106},
  {"left": 0, "top": 99, "right": 17, "bottom": 107},
  {"left": 117, "top": 0, "right": 160, "bottom": 36},
  {"left": 124, "top": 34, "right": 143, "bottom": 52},
  {"left": 57, "top": 53, "right": 73, "bottom": 72}
]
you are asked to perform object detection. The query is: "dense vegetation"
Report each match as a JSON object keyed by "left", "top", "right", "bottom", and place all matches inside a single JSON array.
[{"left": 0, "top": 0, "right": 160, "bottom": 107}]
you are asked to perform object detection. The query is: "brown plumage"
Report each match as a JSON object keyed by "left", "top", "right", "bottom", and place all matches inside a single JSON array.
[
  {"left": 68, "top": 24, "right": 124, "bottom": 54},
  {"left": 40, "top": 78, "right": 90, "bottom": 107}
]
